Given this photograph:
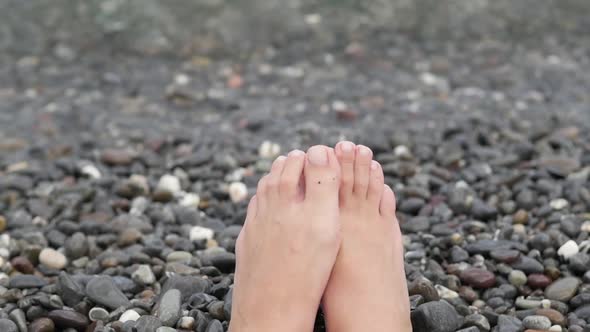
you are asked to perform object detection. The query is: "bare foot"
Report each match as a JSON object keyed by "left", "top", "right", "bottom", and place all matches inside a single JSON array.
[
  {"left": 229, "top": 146, "right": 341, "bottom": 332},
  {"left": 322, "top": 142, "right": 411, "bottom": 332}
]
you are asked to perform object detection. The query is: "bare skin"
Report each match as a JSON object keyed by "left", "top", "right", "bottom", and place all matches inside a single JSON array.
[
  {"left": 229, "top": 145, "right": 342, "bottom": 332},
  {"left": 322, "top": 142, "right": 412, "bottom": 332}
]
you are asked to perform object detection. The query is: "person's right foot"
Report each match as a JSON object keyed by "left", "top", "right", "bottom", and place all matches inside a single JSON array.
[{"left": 322, "top": 141, "right": 411, "bottom": 332}]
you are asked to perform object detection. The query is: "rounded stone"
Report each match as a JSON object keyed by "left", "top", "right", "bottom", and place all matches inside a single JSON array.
[
  {"left": 545, "top": 277, "right": 581, "bottom": 302},
  {"left": 509, "top": 270, "right": 528, "bottom": 287},
  {"left": 523, "top": 315, "right": 552, "bottom": 330},
  {"left": 528, "top": 274, "right": 552, "bottom": 289},
  {"left": 460, "top": 268, "right": 496, "bottom": 288},
  {"left": 0, "top": 319, "right": 18, "bottom": 332},
  {"left": 88, "top": 307, "right": 109, "bottom": 322},
  {"left": 557, "top": 240, "right": 579, "bottom": 260},
  {"left": 29, "top": 317, "right": 55, "bottom": 332},
  {"left": 119, "top": 310, "right": 140, "bottom": 323},
  {"left": 39, "top": 248, "right": 67, "bottom": 270}
]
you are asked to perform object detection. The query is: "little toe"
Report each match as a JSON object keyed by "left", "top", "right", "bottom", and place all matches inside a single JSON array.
[
  {"left": 279, "top": 150, "right": 306, "bottom": 201},
  {"left": 353, "top": 145, "right": 373, "bottom": 198},
  {"left": 267, "top": 156, "right": 287, "bottom": 198},
  {"left": 304, "top": 145, "right": 340, "bottom": 203},
  {"left": 335, "top": 141, "right": 356, "bottom": 202},
  {"left": 243, "top": 195, "right": 258, "bottom": 227},
  {"left": 379, "top": 184, "right": 397, "bottom": 219},
  {"left": 367, "top": 160, "right": 385, "bottom": 205}
]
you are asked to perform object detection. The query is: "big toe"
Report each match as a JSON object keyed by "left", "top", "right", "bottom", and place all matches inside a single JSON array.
[{"left": 304, "top": 145, "right": 340, "bottom": 203}]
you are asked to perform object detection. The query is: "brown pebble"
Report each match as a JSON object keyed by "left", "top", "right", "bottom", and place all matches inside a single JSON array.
[
  {"left": 100, "top": 149, "right": 134, "bottom": 166},
  {"left": 48, "top": 309, "right": 89, "bottom": 330},
  {"left": 513, "top": 209, "right": 529, "bottom": 224},
  {"left": 118, "top": 228, "right": 142, "bottom": 247},
  {"left": 536, "top": 308, "right": 566, "bottom": 326},
  {"left": 11, "top": 256, "right": 35, "bottom": 274},
  {"left": 30, "top": 317, "right": 55, "bottom": 332},
  {"left": 460, "top": 268, "right": 497, "bottom": 288},
  {"left": 528, "top": 274, "right": 552, "bottom": 289},
  {"left": 459, "top": 286, "right": 479, "bottom": 303},
  {"left": 0, "top": 215, "right": 6, "bottom": 232}
]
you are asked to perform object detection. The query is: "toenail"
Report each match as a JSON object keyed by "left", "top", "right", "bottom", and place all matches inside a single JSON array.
[
  {"left": 307, "top": 146, "right": 328, "bottom": 166},
  {"left": 341, "top": 142, "right": 354, "bottom": 153},
  {"left": 371, "top": 160, "right": 379, "bottom": 170},
  {"left": 276, "top": 156, "right": 287, "bottom": 162},
  {"left": 358, "top": 145, "right": 371, "bottom": 156},
  {"left": 288, "top": 150, "right": 304, "bottom": 157}
]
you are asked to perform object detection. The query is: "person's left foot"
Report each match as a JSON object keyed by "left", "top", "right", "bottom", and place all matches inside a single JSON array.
[{"left": 229, "top": 146, "right": 342, "bottom": 332}]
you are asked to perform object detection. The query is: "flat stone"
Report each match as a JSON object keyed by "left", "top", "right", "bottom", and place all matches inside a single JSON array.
[
  {"left": 119, "top": 310, "right": 140, "bottom": 323},
  {"left": 409, "top": 278, "right": 440, "bottom": 302},
  {"left": 135, "top": 315, "right": 162, "bottom": 332},
  {"left": 161, "top": 275, "right": 210, "bottom": 302},
  {"left": 89, "top": 307, "right": 109, "bottom": 322},
  {"left": 460, "top": 268, "right": 496, "bottom": 288},
  {"left": 86, "top": 276, "right": 131, "bottom": 310},
  {"left": 11, "top": 256, "right": 35, "bottom": 274},
  {"left": 205, "top": 319, "right": 224, "bottom": 332},
  {"left": 544, "top": 277, "right": 581, "bottom": 302},
  {"left": 509, "top": 270, "right": 528, "bottom": 287},
  {"left": 511, "top": 256, "right": 544, "bottom": 274},
  {"left": 491, "top": 249, "right": 521, "bottom": 264},
  {"left": 9, "top": 274, "right": 47, "bottom": 289},
  {"left": 57, "top": 272, "right": 85, "bottom": 307},
  {"left": 411, "top": 300, "right": 463, "bottom": 332},
  {"left": 497, "top": 315, "right": 523, "bottom": 332},
  {"left": 463, "top": 313, "right": 490, "bottom": 331},
  {"left": 132, "top": 264, "right": 156, "bottom": 285},
  {"left": 570, "top": 293, "right": 590, "bottom": 308},
  {"left": 528, "top": 274, "right": 552, "bottom": 289},
  {"left": 0, "top": 319, "right": 18, "bottom": 332},
  {"left": 523, "top": 315, "right": 551, "bottom": 330},
  {"left": 29, "top": 317, "right": 55, "bottom": 332},
  {"left": 48, "top": 309, "right": 89, "bottom": 330},
  {"left": 573, "top": 304, "right": 590, "bottom": 320},
  {"left": 157, "top": 289, "right": 181, "bottom": 327},
  {"left": 535, "top": 308, "right": 566, "bottom": 326}
]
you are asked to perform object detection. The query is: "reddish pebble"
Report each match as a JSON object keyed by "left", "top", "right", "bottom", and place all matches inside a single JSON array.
[
  {"left": 460, "top": 268, "right": 496, "bottom": 288},
  {"left": 528, "top": 273, "right": 552, "bottom": 289},
  {"left": 11, "top": 256, "right": 35, "bottom": 274},
  {"left": 227, "top": 74, "right": 243, "bottom": 89}
]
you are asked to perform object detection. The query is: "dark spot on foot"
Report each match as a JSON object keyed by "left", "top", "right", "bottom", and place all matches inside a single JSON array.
[{"left": 317, "top": 181, "right": 321, "bottom": 184}]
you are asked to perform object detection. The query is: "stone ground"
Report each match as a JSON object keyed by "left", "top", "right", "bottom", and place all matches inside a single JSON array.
[{"left": 1, "top": 23, "right": 590, "bottom": 332}]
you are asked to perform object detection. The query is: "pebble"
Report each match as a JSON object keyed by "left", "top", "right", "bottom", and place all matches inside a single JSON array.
[
  {"left": 132, "top": 264, "right": 156, "bottom": 285},
  {"left": 166, "top": 251, "right": 192, "bottom": 264},
  {"left": 64, "top": 233, "right": 88, "bottom": 259},
  {"left": 29, "top": 317, "right": 55, "bottom": 332},
  {"left": 156, "top": 327, "right": 176, "bottom": 332},
  {"left": 190, "top": 226, "right": 214, "bottom": 241},
  {"left": 463, "top": 313, "right": 490, "bottom": 331},
  {"left": 460, "top": 268, "right": 496, "bottom": 288},
  {"left": 85, "top": 276, "right": 131, "bottom": 310},
  {"left": 135, "top": 315, "right": 162, "bottom": 332},
  {"left": 11, "top": 256, "right": 35, "bottom": 274},
  {"left": 536, "top": 308, "right": 566, "bottom": 326},
  {"left": 557, "top": 240, "right": 579, "bottom": 260},
  {"left": 522, "top": 315, "right": 552, "bottom": 330},
  {"left": 180, "top": 192, "right": 200, "bottom": 207},
  {"left": 509, "top": 270, "right": 528, "bottom": 287},
  {"left": 157, "top": 289, "right": 181, "bottom": 326},
  {"left": 229, "top": 182, "right": 248, "bottom": 203},
  {"left": 119, "top": 310, "right": 140, "bottom": 323},
  {"left": 39, "top": 248, "right": 67, "bottom": 269},
  {"left": 156, "top": 174, "right": 182, "bottom": 195},
  {"left": 0, "top": 319, "right": 18, "bottom": 332},
  {"left": 528, "top": 274, "right": 552, "bottom": 289},
  {"left": 100, "top": 149, "right": 134, "bottom": 166},
  {"left": 544, "top": 277, "right": 581, "bottom": 302},
  {"left": 89, "top": 307, "right": 109, "bottom": 322},
  {"left": 258, "top": 141, "right": 281, "bottom": 159},
  {"left": 9, "top": 274, "right": 47, "bottom": 288},
  {"left": 550, "top": 198, "right": 569, "bottom": 210},
  {"left": 497, "top": 315, "right": 523, "bottom": 332},
  {"left": 411, "top": 300, "right": 463, "bottom": 332},
  {"left": 178, "top": 316, "right": 195, "bottom": 329},
  {"left": 47, "top": 310, "right": 89, "bottom": 330}
]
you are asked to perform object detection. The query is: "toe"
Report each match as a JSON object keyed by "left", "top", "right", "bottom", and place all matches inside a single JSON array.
[
  {"left": 267, "top": 156, "right": 287, "bottom": 198},
  {"left": 256, "top": 175, "right": 270, "bottom": 212},
  {"left": 335, "top": 141, "right": 355, "bottom": 203},
  {"left": 243, "top": 195, "right": 258, "bottom": 227},
  {"left": 353, "top": 145, "right": 373, "bottom": 198},
  {"left": 279, "top": 150, "right": 306, "bottom": 200},
  {"left": 379, "top": 184, "right": 397, "bottom": 219},
  {"left": 304, "top": 145, "right": 340, "bottom": 203},
  {"left": 367, "top": 160, "right": 385, "bottom": 205}
]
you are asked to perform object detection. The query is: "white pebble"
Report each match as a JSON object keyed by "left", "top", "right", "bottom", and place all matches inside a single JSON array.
[
  {"left": 157, "top": 174, "right": 181, "bottom": 195},
  {"left": 558, "top": 240, "right": 579, "bottom": 260},
  {"left": 331, "top": 100, "right": 348, "bottom": 111},
  {"left": 541, "top": 299, "right": 552, "bottom": 309},
  {"left": 32, "top": 216, "right": 48, "bottom": 227},
  {"left": 175, "top": 73, "right": 190, "bottom": 85},
  {"left": 119, "top": 309, "right": 140, "bottom": 323},
  {"left": 0, "top": 256, "right": 4, "bottom": 268},
  {"left": 581, "top": 220, "right": 590, "bottom": 232},
  {"left": 190, "top": 226, "right": 214, "bottom": 242},
  {"left": 0, "top": 234, "right": 11, "bottom": 248},
  {"left": 0, "top": 272, "right": 8, "bottom": 282},
  {"left": 132, "top": 264, "right": 156, "bottom": 285},
  {"left": 394, "top": 145, "right": 411, "bottom": 158},
  {"left": 81, "top": 164, "right": 101, "bottom": 179},
  {"left": 229, "top": 181, "right": 248, "bottom": 203},
  {"left": 550, "top": 198, "right": 569, "bottom": 210},
  {"left": 258, "top": 141, "right": 281, "bottom": 159},
  {"left": 0, "top": 248, "right": 9, "bottom": 259},
  {"left": 180, "top": 193, "right": 200, "bottom": 207},
  {"left": 39, "top": 248, "right": 67, "bottom": 269},
  {"left": 549, "top": 325, "right": 562, "bottom": 332},
  {"left": 435, "top": 284, "right": 459, "bottom": 299},
  {"left": 304, "top": 13, "right": 322, "bottom": 25},
  {"left": 129, "top": 174, "right": 150, "bottom": 193},
  {"left": 178, "top": 316, "right": 195, "bottom": 329}
]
